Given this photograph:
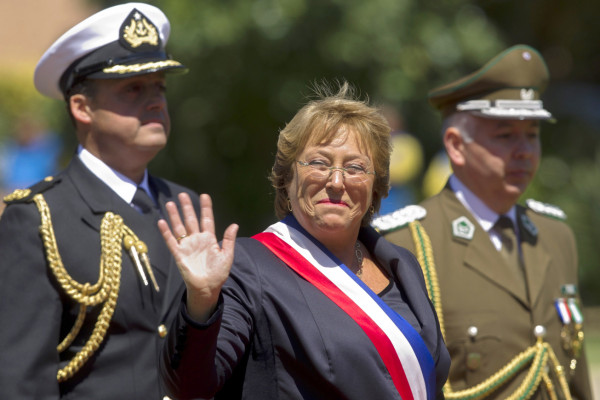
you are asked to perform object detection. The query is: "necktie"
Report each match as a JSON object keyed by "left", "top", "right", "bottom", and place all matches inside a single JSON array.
[
  {"left": 131, "top": 187, "right": 156, "bottom": 215},
  {"left": 493, "top": 215, "right": 528, "bottom": 302}
]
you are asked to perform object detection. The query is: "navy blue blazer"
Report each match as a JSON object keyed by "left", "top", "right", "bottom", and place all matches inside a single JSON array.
[
  {"left": 161, "top": 225, "right": 450, "bottom": 399},
  {"left": 0, "top": 157, "right": 198, "bottom": 399}
]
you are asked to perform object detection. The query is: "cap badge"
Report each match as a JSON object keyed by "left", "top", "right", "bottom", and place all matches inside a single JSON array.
[
  {"left": 452, "top": 216, "right": 475, "bottom": 240},
  {"left": 520, "top": 89, "right": 535, "bottom": 100},
  {"left": 121, "top": 9, "right": 159, "bottom": 49}
]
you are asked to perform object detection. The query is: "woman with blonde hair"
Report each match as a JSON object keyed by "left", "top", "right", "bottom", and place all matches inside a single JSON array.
[{"left": 158, "top": 82, "right": 450, "bottom": 399}]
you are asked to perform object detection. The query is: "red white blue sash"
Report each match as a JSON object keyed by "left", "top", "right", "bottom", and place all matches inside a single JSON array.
[{"left": 252, "top": 216, "right": 435, "bottom": 400}]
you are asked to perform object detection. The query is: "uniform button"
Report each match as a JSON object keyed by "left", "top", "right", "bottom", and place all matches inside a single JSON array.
[
  {"left": 163, "top": 397, "right": 172, "bottom": 400},
  {"left": 534, "top": 325, "right": 546, "bottom": 339},
  {"left": 467, "top": 326, "right": 478, "bottom": 338},
  {"left": 158, "top": 324, "right": 168, "bottom": 338}
]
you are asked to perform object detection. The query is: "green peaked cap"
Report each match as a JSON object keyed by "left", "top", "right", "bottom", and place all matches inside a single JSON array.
[{"left": 428, "top": 44, "right": 553, "bottom": 121}]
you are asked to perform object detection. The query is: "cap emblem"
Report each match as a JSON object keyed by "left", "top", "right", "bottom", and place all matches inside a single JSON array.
[
  {"left": 520, "top": 88, "right": 535, "bottom": 100},
  {"left": 121, "top": 9, "right": 159, "bottom": 49}
]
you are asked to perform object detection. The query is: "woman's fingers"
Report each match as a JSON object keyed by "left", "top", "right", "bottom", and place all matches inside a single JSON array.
[
  {"left": 160, "top": 193, "right": 222, "bottom": 251},
  {"left": 158, "top": 192, "right": 237, "bottom": 267},
  {"left": 164, "top": 200, "right": 187, "bottom": 240},
  {"left": 157, "top": 193, "right": 238, "bottom": 321},
  {"left": 199, "top": 194, "right": 216, "bottom": 236},
  {"left": 158, "top": 218, "right": 179, "bottom": 256},
  {"left": 178, "top": 192, "right": 200, "bottom": 234},
  {"left": 221, "top": 223, "right": 239, "bottom": 261}
]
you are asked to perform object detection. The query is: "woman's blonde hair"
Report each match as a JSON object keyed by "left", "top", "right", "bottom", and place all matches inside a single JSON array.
[{"left": 269, "top": 80, "right": 392, "bottom": 226}]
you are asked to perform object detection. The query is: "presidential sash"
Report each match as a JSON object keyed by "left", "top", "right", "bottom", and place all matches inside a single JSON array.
[{"left": 252, "top": 215, "right": 435, "bottom": 400}]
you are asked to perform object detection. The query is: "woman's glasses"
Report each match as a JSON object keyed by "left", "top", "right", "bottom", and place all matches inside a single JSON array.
[{"left": 297, "top": 160, "right": 375, "bottom": 184}]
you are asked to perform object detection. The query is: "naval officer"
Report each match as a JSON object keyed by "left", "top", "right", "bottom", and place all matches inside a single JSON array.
[{"left": 0, "top": 3, "right": 199, "bottom": 399}]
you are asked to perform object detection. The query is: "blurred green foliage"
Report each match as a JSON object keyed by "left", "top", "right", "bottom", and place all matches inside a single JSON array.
[
  {"left": 0, "top": 71, "right": 63, "bottom": 143},
  {"left": 140, "top": 0, "right": 506, "bottom": 235},
  {"left": 3, "top": 0, "right": 600, "bottom": 303}
]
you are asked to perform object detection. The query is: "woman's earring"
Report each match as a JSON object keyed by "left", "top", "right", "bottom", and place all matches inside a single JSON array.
[
  {"left": 287, "top": 199, "right": 293, "bottom": 212},
  {"left": 369, "top": 205, "right": 375, "bottom": 216}
]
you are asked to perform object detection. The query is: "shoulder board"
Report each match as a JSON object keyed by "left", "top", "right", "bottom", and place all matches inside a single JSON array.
[
  {"left": 3, "top": 176, "right": 60, "bottom": 204},
  {"left": 525, "top": 198, "right": 566, "bottom": 220},
  {"left": 371, "top": 205, "right": 427, "bottom": 233}
]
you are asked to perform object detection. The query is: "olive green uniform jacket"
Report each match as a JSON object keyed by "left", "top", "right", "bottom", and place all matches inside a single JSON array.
[{"left": 381, "top": 185, "right": 592, "bottom": 400}]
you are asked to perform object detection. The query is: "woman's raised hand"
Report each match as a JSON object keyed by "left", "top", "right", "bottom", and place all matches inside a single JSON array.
[{"left": 158, "top": 193, "right": 238, "bottom": 322}]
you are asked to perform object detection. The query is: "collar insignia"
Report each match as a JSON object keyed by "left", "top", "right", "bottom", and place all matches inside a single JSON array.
[
  {"left": 121, "top": 9, "right": 160, "bottom": 50},
  {"left": 452, "top": 216, "right": 475, "bottom": 240},
  {"left": 519, "top": 213, "right": 538, "bottom": 237}
]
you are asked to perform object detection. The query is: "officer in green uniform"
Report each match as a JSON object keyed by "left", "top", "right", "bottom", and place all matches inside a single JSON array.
[
  {"left": 374, "top": 45, "right": 593, "bottom": 399},
  {"left": 0, "top": 3, "right": 199, "bottom": 399}
]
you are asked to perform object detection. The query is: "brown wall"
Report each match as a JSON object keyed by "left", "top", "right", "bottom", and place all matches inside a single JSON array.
[{"left": 0, "top": 0, "right": 98, "bottom": 74}]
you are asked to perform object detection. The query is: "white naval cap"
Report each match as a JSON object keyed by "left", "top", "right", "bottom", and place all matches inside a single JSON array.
[{"left": 34, "top": 2, "right": 187, "bottom": 100}]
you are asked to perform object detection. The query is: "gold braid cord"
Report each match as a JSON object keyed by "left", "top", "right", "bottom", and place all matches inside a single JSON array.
[
  {"left": 408, "top": 221, "right": 573, "bottom": 400},
  {"left": 33, "top": 194, "right": 141, "bottom": 382}
]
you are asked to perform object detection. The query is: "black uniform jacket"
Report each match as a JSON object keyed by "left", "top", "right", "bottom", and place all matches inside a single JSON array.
[
  {"left": 0, "top": 157, "right": 198, "bottom": 399},
  {"left": 160, "top": 225, "right": 450, "bottom": 400}
]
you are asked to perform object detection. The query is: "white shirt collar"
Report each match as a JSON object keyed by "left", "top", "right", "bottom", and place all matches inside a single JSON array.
[
  {"left": 77, "top": 146, "right": 152, "bottom": 204},
  {"left": 448, "top": 174, "right": 517, "bottom": 232}
]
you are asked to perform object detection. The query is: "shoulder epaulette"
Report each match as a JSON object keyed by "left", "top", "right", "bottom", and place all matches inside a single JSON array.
[
  {"left": 3, "top": 176, "right": 60, "bottom": 204},
  {"left": 525, "top": 198, "right": 566, "bottom": 220},
  {"left": 371, "top": 205, "right": 427, "bottom": 233}
]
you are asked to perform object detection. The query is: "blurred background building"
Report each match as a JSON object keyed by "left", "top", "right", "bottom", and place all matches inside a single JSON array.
[{"left": 0, "top": 0, "right": 97, "bottom": 213}]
